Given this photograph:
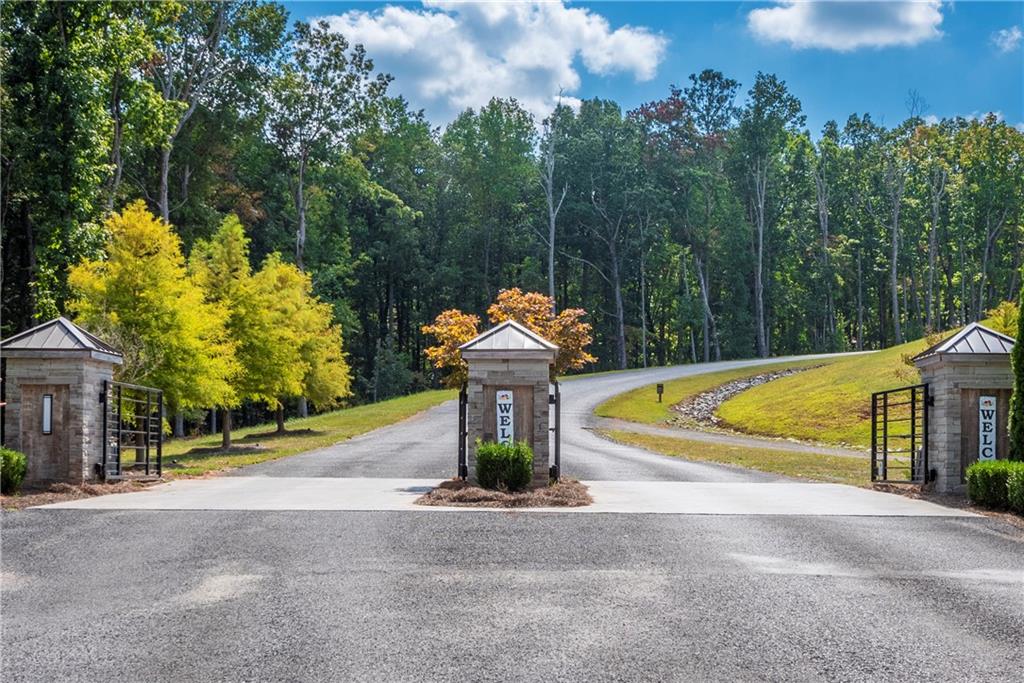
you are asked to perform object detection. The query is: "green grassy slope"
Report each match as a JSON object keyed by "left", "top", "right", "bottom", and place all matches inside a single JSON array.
[
  {"left": 594, "top": 359, "right": 834, "bottom": 424},
  {"left": 715, "top": 340, "right": 930, "bottom": 449},
  {"left": 163, "top": 389, "right": 455, "bottom": 476}
]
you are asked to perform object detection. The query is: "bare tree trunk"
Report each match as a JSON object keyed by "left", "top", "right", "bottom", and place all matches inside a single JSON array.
[
  {"left": 856, "top": 249, "right": 864, "bottom": 351},
  {"left": 173, "top": 411, "right": 184, "bottom": 438},
  {"left": 159, "top": 147, "right": 171, "bottom": 222},
  {"left": 106, "top": 69, "right": 124, "bottom": 211},
  {"left": 540, "top": 113, "right": 566, "bottom": 313},
  {"left": 887, "top": 162, "right": 904, "bottom": 344},
  {"left": 209, "top": 408, "right": 217, "bottom": 435},
  {"left": 298, "top": 397, "right": 308, "bottom": 418},
  {"left": 275, "top": 404, "right": 286, "bottom": 434},
  {"left": 221, "top": 407, "right": 232, "bottom": 450},
  {"left": 609, "top": 243, "right": 627, "bottom": 370},
  {"left": 925, "top": 167, "right": 946, "bottom": 331},
  {"left": 694, "top": 254, "right": 720, "bottom": 362},
  {"left": 752, "top": 160, "right": 769, "bottom": 357},
  {"left": 295, "top": 156, "right": 307, "bottom": 271},
  {"left": 813, "top": 158, "right": 834, "bottom": 341}
]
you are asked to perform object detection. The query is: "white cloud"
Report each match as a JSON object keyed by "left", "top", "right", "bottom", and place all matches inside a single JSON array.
[
  {"left": 748, "top": 1, "right": 944, "bottom": 51},
  {"left": 317, "top": 1, "right": 667, "bottom": 123},
  {"left": 991, "top": 25, "right": 1022, "bottom": 53}
]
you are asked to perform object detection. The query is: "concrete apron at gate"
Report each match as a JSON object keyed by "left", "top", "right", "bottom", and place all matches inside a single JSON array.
[{"left": 36, "top": 477, "right": 976, "bottom": 516}]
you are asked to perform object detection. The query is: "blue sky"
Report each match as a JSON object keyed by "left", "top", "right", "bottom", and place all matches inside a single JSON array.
[{"left": 282, "top": 1, "right": 1024, "bottom": 133}]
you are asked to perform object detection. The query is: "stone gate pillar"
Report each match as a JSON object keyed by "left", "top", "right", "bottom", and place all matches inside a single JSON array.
[
  {"left": 1, "top": 318, "right": 123, "bottom": 485},
  {"left": 912, "top": 322, "right": 1015, "bottom": 493},
  {"left": 459, "top": 320, "right": 558, "bottom": 486}
]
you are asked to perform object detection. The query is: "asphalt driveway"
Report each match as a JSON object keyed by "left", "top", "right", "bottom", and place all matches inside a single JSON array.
[{"left": 3, "top": 356, "right": 1023, "bottom": 682}]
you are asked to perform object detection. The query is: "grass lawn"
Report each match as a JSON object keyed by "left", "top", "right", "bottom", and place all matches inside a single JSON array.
[
  {"left": 594, "top": 358, "right": 833, "bottom": 424},
  {"left": 601, "top": 429, "right": 871, "bottom": 486},
  {"left": 715, "top": 338, "right": 932, "bottom": 449},
  {"left": 162, "top": 389, "right": 455, "bottom": 476}
]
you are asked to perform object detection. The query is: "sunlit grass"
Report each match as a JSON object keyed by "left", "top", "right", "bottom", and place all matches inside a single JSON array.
[
  {"left": 162, "top": 389, "right": 455, "bottom": 476},
  {"left": 594, "top": 358, "right": 833, "bottom": 424},
  {"left": 601, "top": 429, "right": 871, "bottom": 486}
]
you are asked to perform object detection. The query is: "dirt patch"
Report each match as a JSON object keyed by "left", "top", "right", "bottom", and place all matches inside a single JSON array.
[
  {"left": 239, "top": 428, "right": 323, "bottom": 442},
  {"left": 174, "top": 444, "right": 268, "bottom": 458},
  {"left": 415, "top": 478, "right": 592, "bottom": 508},
  {"left": 1, "top": 480, "right": 161, "bottom": 511},
  {"left": 670, "top": 366, "right": 819, "bottom": 428}
]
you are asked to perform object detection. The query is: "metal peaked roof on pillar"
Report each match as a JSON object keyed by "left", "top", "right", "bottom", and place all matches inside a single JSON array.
[
  {"left": 911, "top": 322, "right": 1016, "bottom": 361},
  {"left": 459, "top": 319, "right": 559, "bottom": 353},
  {"left": 0, "top": 317, "right": 123, "bottom": 363}
]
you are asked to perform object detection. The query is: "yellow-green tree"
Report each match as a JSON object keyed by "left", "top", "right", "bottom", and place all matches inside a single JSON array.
[
  {"left": 68, "top": 201, "right": 236, "bottom": 419},
  {"left": 191, "top": 215, "right": 282, "bottom": 446},
  {"left": 251, "top": 254, "right": 352, "bottom": 430}
]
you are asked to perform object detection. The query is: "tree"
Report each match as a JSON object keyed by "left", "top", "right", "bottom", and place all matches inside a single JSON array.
[
  {"left": 68, "top": 201, "right": 237, "bottom": 418},
  {"left": 1010, "top": 277, "right": 1024, "bottom": 460},
  {"left": 150, "top": 0, "right": 285, "bottom": 223},
  {"left": 422, "top": 288, "right": 595, "bottom": 388},
  {"left": 267, "top": 19, "right": 390, "bottom": 271},
  {"left": 735, "top": 73, "right": 804, "bottom": 357},
  {"left": 539, "top": 101, "right": 569, "bottom": 309}
]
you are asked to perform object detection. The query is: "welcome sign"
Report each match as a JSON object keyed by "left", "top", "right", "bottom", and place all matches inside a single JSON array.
[
  {"left": 979, "top": 395, "right": 997, "bottom": 461},
  {"left": 496, "top": 390, "right": 514, "bottom": 444}
]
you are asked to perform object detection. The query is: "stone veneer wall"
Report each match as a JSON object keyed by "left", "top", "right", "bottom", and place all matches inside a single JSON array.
[
  {"left": 3, "top": 353, "right": 114, "bottom": 484},
  {"left": 466, "top": 358, "right": 551, "bottom": 485},
  {"left": 917, "top": 354, "right": 1013, "bottom": 494}
]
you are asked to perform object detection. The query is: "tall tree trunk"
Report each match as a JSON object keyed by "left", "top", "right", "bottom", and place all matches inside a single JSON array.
[
  {"left": 173, "top": 411, "right": 184, "bottom": 438},
  {"left": 221, "top": 408, "right": 232, "bottom": 450},
  {"left": 209, "top": 408, "right": 217, "bottom": 436},
  {"left": 609, "top": 242, "right": 627, "bottom": 370},
  {"left": 159, "top": 146, "right": 171, "bottom": 222},
  {"left": 752, "top": 160, "right": 769, "bottom": 357},
  {"left": 694, "top": 254, "right": 720, "bottom": 362},
  {"left": 295, "top": 156, "right": 307, "bottom": 271},
  {"left": 856, "top": 249, "right": 864, "bottom": 351},
  {"left": 298, "top": 397, "right": 308, "bottom": 418},
  {"left": 275, "top": 404, "right": 286, "bottom": 434},
  {"left": 889, "top": 200, "right": 903, "bottom": 344},
  {"left": 106, "top": 69, "right": 123, "bottom": 211}
]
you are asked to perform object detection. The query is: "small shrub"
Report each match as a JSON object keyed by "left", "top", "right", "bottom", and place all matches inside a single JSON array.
[
  {"left": 965, "top": 460, "right": 1024, "bottom": 510},
  {"left": 1, "top": 447, "right": 28, "bottom": 495},
  {"left": 475, "top": 440, "right": 533, "bottom": 491},
  {"left": 1007, "top": 468, "right": 1024, "bottom": 514}
]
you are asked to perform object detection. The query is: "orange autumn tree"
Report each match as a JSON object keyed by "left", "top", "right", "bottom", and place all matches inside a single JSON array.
[{"left": 422, "top": 288, "right": 596, "bottom": 388}]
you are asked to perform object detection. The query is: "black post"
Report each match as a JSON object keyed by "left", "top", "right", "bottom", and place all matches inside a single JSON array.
[
  {"left": 115, "top": 383, "right": 123, "bottom": 477},
  {"left": 145, "top": 391, "right": 152, "bottom": 476},
  {"left": 554, "top": 380, "right": 561, "bottom": 480},
  {"left": 870, "top": 393, "right": 877, "bottom": 481},
  {"left": 910, "top": 386, "right": 917, "bottom": 481},
  {"left": 458, "top": 383, "right": 468, "bottom": 480},
  {"left": 101, "top": 379, "right": 108, "bottom": 480},
  {"left": 156, "top": 391, "right": 163, "bottom": 478},
  {"left": 881, "top": 391, "right": 889, "bottom": 481},
  {"left": 922, "top": 383, "right": 929, "bottom": 483}
]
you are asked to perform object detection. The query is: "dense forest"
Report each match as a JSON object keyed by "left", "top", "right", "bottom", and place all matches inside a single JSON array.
[{"left": 4, "top": 2, "right": 1023, "bottom": 406}]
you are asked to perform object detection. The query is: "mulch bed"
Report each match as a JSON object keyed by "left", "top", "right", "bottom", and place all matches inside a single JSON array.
[
  {"left": 415, "top": 478, "right": 592, "bottom": 508},
  {"left": 0, "top": 480, "right": 161, "bottom": 511}
]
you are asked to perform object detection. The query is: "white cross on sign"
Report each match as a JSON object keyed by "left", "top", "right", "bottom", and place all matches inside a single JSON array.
[
  {"left": 496, "top": 390, "right": 514, "bottom": 445},
  {"left": 979, "top": 395, "right": 997, "bottom": 461}
]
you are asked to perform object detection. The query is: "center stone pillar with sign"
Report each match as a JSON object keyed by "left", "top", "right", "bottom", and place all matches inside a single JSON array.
[{"left": 459, "top": 320, "right": 559, "bottom": 486}]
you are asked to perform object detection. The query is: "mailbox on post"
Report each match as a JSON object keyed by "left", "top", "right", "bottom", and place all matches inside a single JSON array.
[{"left": 656, "top": 383, "right": 664, "bottom": 403}]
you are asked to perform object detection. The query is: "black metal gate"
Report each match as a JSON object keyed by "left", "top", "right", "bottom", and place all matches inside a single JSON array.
[
  {"left": 871, "top": 383, "right": 930, "bottom": 483},
  {"left": 101, "top": 380, "right": 163, "bottom": 480}
]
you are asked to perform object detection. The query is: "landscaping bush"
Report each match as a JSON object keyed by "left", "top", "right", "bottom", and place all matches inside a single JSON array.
[
  {"left": 1, "top": 447, "right": 28, "bottom": 495},
  {"left": 1008, "top": 468, "right": 1024, "bottom": 514},
  {"left": 965, "top": 460, "right": 1024, "bottom": 510},
  {"left": 475, "top": 440, "right": 533, "bottom": 491}
]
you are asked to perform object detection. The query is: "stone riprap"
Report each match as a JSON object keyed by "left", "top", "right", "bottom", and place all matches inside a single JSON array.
[{"left": 670, "top": 367, "right": 813, "bottom": 428}]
